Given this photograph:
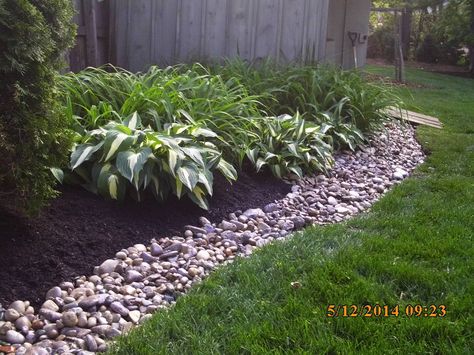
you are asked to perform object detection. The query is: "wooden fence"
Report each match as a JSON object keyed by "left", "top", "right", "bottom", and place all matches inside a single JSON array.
[
  {"left": 69, "top": 0, "right": 330, "bottom": 72},
  {"left": 111, "top": 0, "right": 329, "bottom": 72},
  {"left": 69, "top": 0, "right": 110, "bottom": 72}
]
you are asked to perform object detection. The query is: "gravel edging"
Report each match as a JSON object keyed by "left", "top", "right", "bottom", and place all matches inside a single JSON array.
[{"left": 0, "top": 123, "right": 425, "bottom": 355}]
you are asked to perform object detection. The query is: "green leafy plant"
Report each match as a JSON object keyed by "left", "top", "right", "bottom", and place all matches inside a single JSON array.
[
  {"left": 68, "top": 113, "right": 237, "bottom": 209},
  {"left": 246, "top": 113, "right": 334, "bottom": 178}
]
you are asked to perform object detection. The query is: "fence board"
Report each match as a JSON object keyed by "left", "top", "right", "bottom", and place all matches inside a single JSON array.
[{"left": 111, "top": 0, "right": 330, "bottom": 71}]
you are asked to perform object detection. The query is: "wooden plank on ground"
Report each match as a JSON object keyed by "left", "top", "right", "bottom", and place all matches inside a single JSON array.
[{"left": 385, "top": 106, "right": 443, "bottom": 129}]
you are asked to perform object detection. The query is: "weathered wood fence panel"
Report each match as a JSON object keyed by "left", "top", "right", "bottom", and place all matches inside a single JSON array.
[
  {"left": 111, "top": 0, "right": 330, "bottom": 72},
  {"left": 69, "top": 0, "right": 110, "bottom": 72}
]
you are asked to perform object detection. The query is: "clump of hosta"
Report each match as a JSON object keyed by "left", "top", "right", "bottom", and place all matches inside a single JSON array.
[
  {"left": 246, "top": 113, "right": 334, "bottom": 178},
  {"left": 67, "top": 113, "right": 237, "bottom": 209}
]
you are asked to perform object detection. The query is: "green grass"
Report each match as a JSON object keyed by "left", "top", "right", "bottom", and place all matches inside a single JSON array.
[{"left": 109, "top": 67, "right": 474, "bottom": 354}]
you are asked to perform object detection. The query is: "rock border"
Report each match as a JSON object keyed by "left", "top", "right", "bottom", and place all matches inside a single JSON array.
[{"left": 0, "top": 123, "right": 425, "bottom": 354}]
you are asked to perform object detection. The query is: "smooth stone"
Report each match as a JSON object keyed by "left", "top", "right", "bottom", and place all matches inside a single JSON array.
[
  {"left": 125, "top": 270, "right": 143, "bottom": 283},
  {"left": 184, "top": 225, "right": 207, "bottom": 235},
  {"left": 220, "top": 220, "right": 237, "bottom": 231},
  {"left": 196, "top": 250, "right": 210, "bottom": 261},
  {"left": 128, "top": 310, "right": 141, "bottom": 323},
  {"left": 140, "top": 252, "right": 156, "bottom": 263},
  {"left": 243, "top": 208, "right": 265, "bottom": 219},
  {"left": 327, "top": 196, "right": 338, "bottom": 205},
  {"left": 45, "top": 287, "right": 62, "bottom": 300},
  {"left": 263, "top": 203, "right": 279, "bottom": 213},
  {"left": 41, "top": 300, "right": 59, "bottom": 312},
  {"left": 85, "top": 334, "right": 98, "bottom": 352},
  {"left": 150, "top": 243, "right": 163, "bottom": 256},
  {"left": 336, "top": 206, "right": 350, "bottom": 215},
  {"left": 8, "top": 301, "right": 26, "bottom": 314},
  {"left": 6, "top": 329, "right": 25, "bottom": 344},
  {"left": 4, "top": 308, "right": 20, "bottom": 322},
  {"left": 291, "top": 216, "right": 306, "bottom": 229},
  {"left": 199, "top": 217, "right": 211, "bottom": 226},
  {"left": 78, "top": 294, "right": 107, "bottom": 309},
  {"left": 39, "top": 309, "right": 62, "bottom": 322},
  {"left": 14, "top": 316, "right": 31, "bottom": 330},
  {"left": 98, "top": 259, "right": 119, "bottom": 274},
  {"left": 188, "top": 267, "right": 200, "bottom": 277},
  {"left": 159, "top": 251, "right": 179, "bottom": 260},
  {"left": 61, "top": 311, "right": 78, "bottom": 327},
  {"left": 110, "top": 302, "right": 129, "bottom": 317}
]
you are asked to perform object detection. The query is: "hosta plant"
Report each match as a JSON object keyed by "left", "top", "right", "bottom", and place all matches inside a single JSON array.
[
  {"left": 246, "top": 113, "right": 334, "bottom": 178},
  {"left": 67, "top": 112, "right": 237, "bottom": 209}
]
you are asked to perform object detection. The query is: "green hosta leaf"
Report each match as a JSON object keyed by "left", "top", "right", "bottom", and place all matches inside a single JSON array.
[
  {"left": 102, "top": 131, "right": 136, "bottom": 162},
  {"left": 187, "top": 186, "right": 209, "bottom": 210},
  {"left": 50, "top": 167, "right": 64, "bottom": 183},
  {"left": 217, "top": 159, "right": 238, "bottom": 182},
  {"left": 71, "top": 141, "right": 104, "bottom": 170},
  {"left": 177, "top": 165, "right": 199, "bottom": 191},
  {"left": 116, "top": 147, "right": 153, "bottom": 189}
]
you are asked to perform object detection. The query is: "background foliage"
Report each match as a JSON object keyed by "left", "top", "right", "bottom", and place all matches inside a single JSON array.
[
  {"left": 369, "top": 0, "right": 474, "bottom": 73},
  {"left": 0, "top": 0, "right": 75, "bottom": 213}
]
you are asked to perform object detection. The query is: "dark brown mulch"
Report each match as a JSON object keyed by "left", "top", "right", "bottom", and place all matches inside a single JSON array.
[{"left": 0, "top": 170, "right": 291, "bottom": 309}]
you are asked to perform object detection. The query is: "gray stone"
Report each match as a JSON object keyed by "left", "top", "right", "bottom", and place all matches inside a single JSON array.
[
  {"left": 150, "top": 243, "right": 163, "bottom": 256},
  {"left": 196, "top": 250, "right": 210, "bottom": 261},
  {"left": 243, "top": 208, "right": 265, "bottom": 219},
  {"left": 6, "top": 329, "right": 25, "bottom": 344},
  {"left": 85, "top": 334, "right": 98, "bottom": 352},
  {"left": 8, "top": 300, "right": 26, "bottom": 314},
  {"left": 184, "top": 225, "right": 207, "bottom": 235},
  {"left": 128, "top": 310, "right": 141, "bottom": 323},
  {"left": 291, "top": 216, "right": 306, "bottom": 229},
  {"left": 78, "top": 294, "right": 107, "bottom": 309},
  {"left": 159, "top": 251, "right": 179, "bottom": 260},
  {"left": 140, "top": 252, "right": 157, "bottom": 263},
  {"left": 61, "top": 311, "right": 78, "bottom": 327},
  {"left": 263, "top": 203, "right": 279, "bottom": 213},
  {"left": 327, "top": 196, "right": 338, "bottom": 205},
  {"left": 39, "top": 309, "right": 62, "bottom": 322},
  {"left": 125, "top": 270, "right": 144, "bottom": 283},
  {"left": 4, "top": 308, "right": 20, "bottom": 322},
  {"left": 14, "top": 316, "right": 31, "bottom": 331},
  {"left": 45, "top": 286, "right": 62, "bottom": 300},
  {"left": 98, "top": 259, "right": 119, "bottom": 275},
  {"left": 41, "top": 300, "right": 59, "bottom": 312},
  {"left": 220, "top": 220, "right": 237, "bottom": 231},
  {"left": 110, "top": 302, "right": 129, "bottom": 317},
  {"left": 199, "top": 216, "right": 211, "bottom": 226}
]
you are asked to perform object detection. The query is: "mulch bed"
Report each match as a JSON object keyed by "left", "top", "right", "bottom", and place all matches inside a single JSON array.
[{"left": 0, "top": 170, "right": 291, "bottom": 309}]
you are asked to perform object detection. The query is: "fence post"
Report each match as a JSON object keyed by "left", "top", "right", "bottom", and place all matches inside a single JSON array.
[{"left": 84, "top": 0, "right": 99, "bottom": 67}]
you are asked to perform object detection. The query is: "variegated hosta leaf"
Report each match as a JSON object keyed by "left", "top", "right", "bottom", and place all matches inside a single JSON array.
[
  {"left": 97, "top": 163, "right": 126, "bottom": 200},
  {"left": 187, "top": 186, "right": 209, "bottom": 210},
  {"left": 116, "top": 147, "right": 153, "bottom": 189},
  {"left": 177, "top": 165, "right": 199, "bottom": 191},
  {"left": 217, "top": 158, "right": 238, "bottom": 182},
  {"left": 102, "top": 130, "right": 136, "bottom": 162},
  {"left": 71, "top": 141, "right": 104, "bottom": 170},
  {"left": 198, "top": 169, "right": 214, "bottom": 196},
  {"left": 123, "top": 112, "right": 141, "bottom": 130}
]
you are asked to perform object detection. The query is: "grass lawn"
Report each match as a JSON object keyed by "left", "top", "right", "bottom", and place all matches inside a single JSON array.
[{"left": 110, "top": 66, "right": 474, "bottom": 354}]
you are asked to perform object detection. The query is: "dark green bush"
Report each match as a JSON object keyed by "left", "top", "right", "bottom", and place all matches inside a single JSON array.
[{"left": 0, "top": 0, "right": 75, "bottom": 213}]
